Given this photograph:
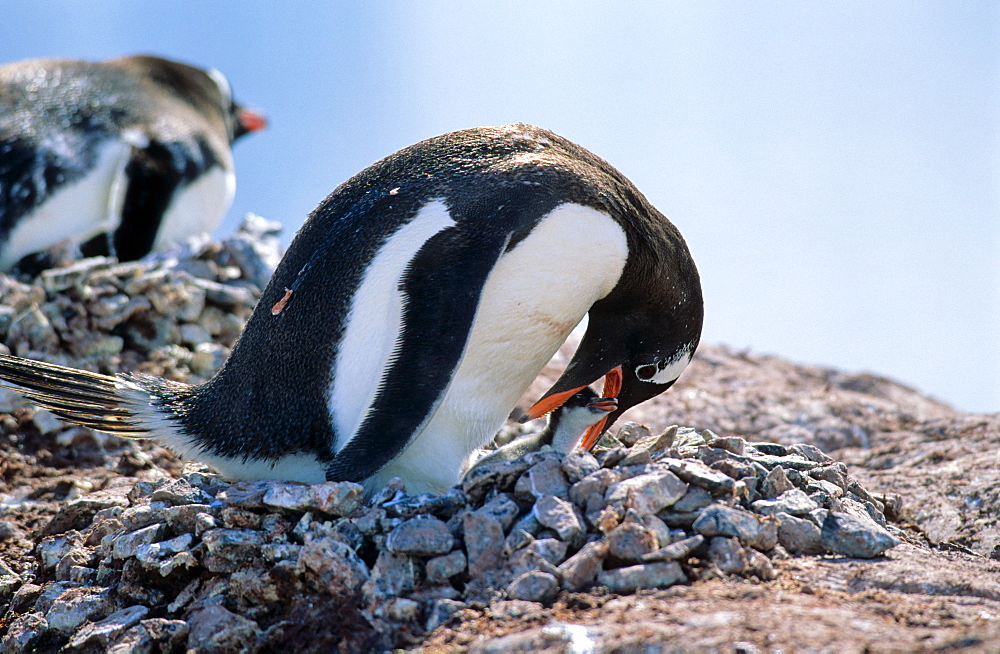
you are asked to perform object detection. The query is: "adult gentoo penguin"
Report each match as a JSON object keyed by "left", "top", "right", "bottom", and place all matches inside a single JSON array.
[
  {"left": 0, "top": 55, "right": 266, "bottom": 271},
  {"left": 0, "top": 124, "right": 702, "bottom": 496}
]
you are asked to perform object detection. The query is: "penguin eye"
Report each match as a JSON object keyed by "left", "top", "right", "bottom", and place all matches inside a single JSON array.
[{"left": 635, "top": 364, "right": 657, "bottom": 381}]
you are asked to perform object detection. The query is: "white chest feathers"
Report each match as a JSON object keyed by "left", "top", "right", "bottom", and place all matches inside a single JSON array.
[{"left": 344, "top": 200, "right": 628, "bottom": 495}]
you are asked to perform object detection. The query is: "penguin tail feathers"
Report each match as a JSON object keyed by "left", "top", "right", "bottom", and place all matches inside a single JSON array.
[{"left": 0, "top": 353, "right": 187, "bottom": 438}]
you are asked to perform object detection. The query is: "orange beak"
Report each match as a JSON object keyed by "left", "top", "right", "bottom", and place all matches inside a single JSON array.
[
  {"left": 578, "top": 366, "right": 622, "bottom": 450},
  {"left": 522, "top": 365, "right": 624, "bottom": 451},
  {"left": 238, "top": 108, "right": 268, "bottom": 133}
]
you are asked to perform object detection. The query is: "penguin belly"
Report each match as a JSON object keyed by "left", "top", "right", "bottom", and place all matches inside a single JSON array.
[
  {"left": 0, "top": 139, "right": 131, "bottom": 269},
  {"left": 362, "top": 202, "right": 628, "bottom": 494},
  {"left": 151, "top": 163, "right": 235, "bottom": 251}
]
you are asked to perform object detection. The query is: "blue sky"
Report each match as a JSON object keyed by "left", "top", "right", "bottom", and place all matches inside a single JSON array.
[{"left": 4, "top": 2, "right": 998, "bottom": 412}]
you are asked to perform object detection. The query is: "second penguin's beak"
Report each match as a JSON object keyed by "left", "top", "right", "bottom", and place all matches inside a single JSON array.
[{"left": 522, "top": 365, "right": 624, "bottom": 451}]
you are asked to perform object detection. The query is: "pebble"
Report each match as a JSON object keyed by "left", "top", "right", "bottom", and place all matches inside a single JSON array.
[
  {"left": 533, "top": 495, "right": 585, "bottom": 546},
  {"left": 112, "top": 523, "right": 170, "bottom": 559},
  {"left": 44, "top": 586, "right": 114, "bottom": 634},
  {"left": 751, "top": 488, "right": 820, "bottom": 516},
  {"left": 507, "top": 570, "right": 560, "bottom": 603},
  {"left": 774, "top": 512, "right": 826, "bottom": 555},
  {"left": 642, "top": 534, "right": 706, "bottom": 562},
  {"left": 66, "top": 604, "right": 149, "bottom": 649},
  {"left": 425, "top": 551, "right": 468, "bottom": 584},
  {"left": 821, "top": 511, "right": 900, "bottom": 558},
  {"left": 605, "top": 470, "right": 687, "bottom": 514},
  {"left": 693, "top": 504, "right": 775, "bottom": 551},
  {"left": 386, "top": 516, "right": 455, "bottom": 556},
  {"left": 557, "top": 541, "right": 608, "bottom": 591},
  {"left": 463, "top": 511, "right": 506, "bottom": 577},
  {"left": 597, "top": 561, "right": 686, "bottom": 593}
]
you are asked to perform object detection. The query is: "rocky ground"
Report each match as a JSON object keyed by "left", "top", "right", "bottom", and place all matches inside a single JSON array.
[{"left": 0, "top": 224, "right": 997, "bottom": 652}]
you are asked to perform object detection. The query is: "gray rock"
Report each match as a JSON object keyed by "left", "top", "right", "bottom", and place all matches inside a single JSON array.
[
  {"left": 527, "top": 537, "right": 569, "bottom": 565},
  {"left": 557, "top": 541, "right": 608, "bottom": 591},
  {"left": 761, "top": 465, "right": 796, "bottom": 499},
  {"left": 642, "top": 534, "right": 706, "bottom": 562},
  {"left": 161, "top": 504, "right": 214, "bottom": 533},
  {"left": 215, "top": 480, "right": 272, "bottom": 508},
  {"left": 475, "top": 493, "right": 521, "bottom": 532},
  {"left": 693, "top": 504, "right": 776, "bottom": 551},
  {"left": 821, "top": 511, "right": 900, "bottom": 558},
  {"left": 0, "top": 612, "right": 47, "bottom": 653},
  {"left": 516, "top": 457, "right": 570, "bottom": 500},
  {"left": 463, "top": 511, "right": 506, "bottom": 577},
  {"left": 462, "top": 456, "right": 534, "bottom": 503},
  {"left": 186, "top": 604, "right": 259, "bottom": 653},
  {"left": 790, "top": 443, "right": 833, "bottom": 463},
  {"left": 426, "top": 550, "right": 467, "bottom": 583},
  {"left": 616, "top": 422, "right": 652, "bottom": 447},
  {"left": 113, "top": 523, "right": 170, "bottom": 559},
  {"left": 752, "top": 489, "right": 820, "bottom": 517},
  {"left": 507, "top": 570, "right": 560, "bottom": 603},
  {"left": 671, "top": 485, "right": 714, "bottom": 513},
  {"left": 605, "top": 522, "right": 659, "bottom": 563},
  {"left": 262, "top": 480, "right": 364, "bottom": 516},
  {"left": 382, "top": 488, "right": 467, "bottom": 519},
  {"left": 386, "top": 516, "right": 454, "bottom": 556},
  {"left": 119, "top": 504, "right": 164, "bottom": 532},
  {"left": 67, "top": 604, "right": 149, "bottom": 649},
  {"left": 568, "top": 468, "right": 620, "bottom": 506},
  {"left": 135, "top": 533, "right": 195, "bottom": 569},
  {"left": 107, "top": 618, "right": 189, "bottom": 654},
  {"left": 36, "top": 531, "right": 82, "bottom": 570},
  {"left": 425, "top": 598, "right": 466, "bottom": 632},
  {"left": 659, "top": 457, "right": 736, "bottom": 494},
  {"left": 561, "top": 449, "right": 601, "bottom": 483},
  {"left": 150, "top": 478, "right": 213, "bottom": 505},
  {"left": 297, "top": 536, "right": 371, "bottom": 595},
  {"left": 505, "top": 547, "right": 562, "bottom": 581},
  {"left": 597, "top": 561, "right": 686, "bottom": 593},
  {"left": 597, "top": 446, "right": 628, "bottom": 468},
  {"left": 54, "top": 547, "right": 94, "bottom": 581},
  {"left": 605, "top": 470, "right": 687, "bottom": 514},
  {"left": 706, "top": 435, "right": 747, "bottom": 455},
  {"left": 201, "top": 528, "right": 264, "bottom": 561},
  {"left": 533, "top": 495, "right": 585, "bottom": 546},
  {"left": 707, "top": 536, "right": 749, "bottom": 574},
  {"left": 44, "top": 586, "right": 114, "bottom": 634},
  {"left": 775, "top": 512, "right": 826, "bottom": 555},
  {"left": 371, "top": 551, "right": 419, "bottom": 595}
]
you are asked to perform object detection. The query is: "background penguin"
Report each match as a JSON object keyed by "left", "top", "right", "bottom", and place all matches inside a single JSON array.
[
  {"left": 0, "top": 55, "right": 266, "bottom": 272},
  {"left": 0, "top": 124, "right": 702, "bottom": 496},
  {"left": 468, "top": 388, "right": 617, "bottom": 470}
]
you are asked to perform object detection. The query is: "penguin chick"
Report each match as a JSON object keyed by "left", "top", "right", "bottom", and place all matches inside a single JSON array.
[
  {"left": 0, "top": 54, "right": 266, "bottom": 272},
  {"left": 468, "top": 388, "right": 617, "bottom": 470},
  {"left": 0, "top": 124, "right": 702, "bottom": 496}
]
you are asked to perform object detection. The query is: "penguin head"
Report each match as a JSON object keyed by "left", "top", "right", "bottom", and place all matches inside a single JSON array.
[
  {"left": 546, "top": 388, "right": 619, "bottom": 454},
  {"left": 108, "top": 55, "right": 267, "bottom": 143},
  {"left": 523, "top": 284, "right": 702, "bottom": 451}
]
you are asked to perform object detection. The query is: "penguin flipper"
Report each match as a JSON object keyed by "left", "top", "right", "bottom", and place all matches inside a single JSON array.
[{"left": 324, "top": 226, "right": 509, "bottom": 483}]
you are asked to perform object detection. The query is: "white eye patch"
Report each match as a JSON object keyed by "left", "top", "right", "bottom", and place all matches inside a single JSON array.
[{"left": 635, "top": 343, "right": 694, "bottom": 385}]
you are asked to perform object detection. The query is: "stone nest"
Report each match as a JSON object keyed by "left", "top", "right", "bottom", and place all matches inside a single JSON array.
[{"left": 0, "top": 219, "right": 904, "bottom": 652}]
